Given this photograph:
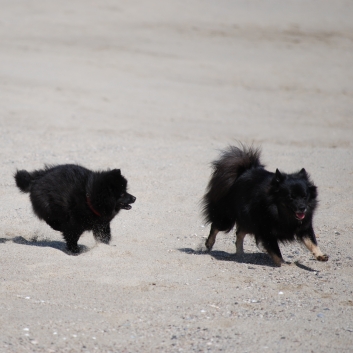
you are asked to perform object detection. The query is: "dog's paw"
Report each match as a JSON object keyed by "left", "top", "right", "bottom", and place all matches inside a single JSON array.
[
  {"left": 67, "top": 246, "right": 80, "bottom": 255},
  {"left": 205, "top": 242, "right": 213, "bottom": 252},
  {"left": 317, "top": 254, "right": 329, "bottom": 262},
  {"left": 269, "top": 254, "right": 286, "bottom": 267},
  {"left": 235, "top": 246, "right": 244, "bottom": 255}
]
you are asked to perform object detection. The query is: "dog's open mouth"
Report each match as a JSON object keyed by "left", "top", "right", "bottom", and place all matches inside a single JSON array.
[
  {"left": 120, "top": 203, "right": 132, "bottom": 210},
  {"left": 295, "top": 212, "right": 305, "bottom": 220}
]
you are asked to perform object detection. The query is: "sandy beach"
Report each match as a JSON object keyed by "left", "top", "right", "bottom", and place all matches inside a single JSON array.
[{"left": 1, "top": 1, "right": 353, "bottom": 352}]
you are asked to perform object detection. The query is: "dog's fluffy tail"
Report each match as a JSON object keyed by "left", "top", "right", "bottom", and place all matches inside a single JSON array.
[
  {"left": 14, "top": 169, "right": 48, "bottom": 193},
  {"left": 202, "top": 144, "right": 263, "bottom": 218}
]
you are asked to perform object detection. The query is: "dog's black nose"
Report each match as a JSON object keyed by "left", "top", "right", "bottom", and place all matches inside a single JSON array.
[
  {"left": 298, "top": 206, "right": 306, "bottom": 212},
  {"left": 131, "top": 196, "right": 136, "bottom": 203}
]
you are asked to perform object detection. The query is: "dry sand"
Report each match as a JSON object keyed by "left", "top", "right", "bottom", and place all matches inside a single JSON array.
[{"left": 1, "top": 1, "right": 353, "bottom": 352}]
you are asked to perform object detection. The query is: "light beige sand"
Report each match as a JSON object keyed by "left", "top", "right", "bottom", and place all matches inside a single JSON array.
[{"left": 1, "top": 1, "right": 353, "bottom": 352}]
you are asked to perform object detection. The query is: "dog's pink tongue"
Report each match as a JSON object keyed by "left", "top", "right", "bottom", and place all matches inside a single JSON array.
[{"left": 296, "top": 212, "right": 305, "bottom": 220}]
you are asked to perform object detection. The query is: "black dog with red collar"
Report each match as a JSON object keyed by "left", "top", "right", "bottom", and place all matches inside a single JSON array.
[{"left": 15, "top": 164, "right": 136, "bottom": 254}]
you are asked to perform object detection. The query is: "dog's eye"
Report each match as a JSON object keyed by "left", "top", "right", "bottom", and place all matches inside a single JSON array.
[{"left": 120, "top": 193, "right": 125, "bottom": 197}]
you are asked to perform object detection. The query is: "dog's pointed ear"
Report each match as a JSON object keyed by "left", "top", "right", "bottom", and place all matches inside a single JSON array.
[
  {"left": 110, "top": 169, "right": 121, "bottom": 176},
  {"left": 275, "top": 169, "right": 285, "bottom": 183},
  {"left": 106, "top": 169, "right": 121, "bottom": 187},
  {"left": 298, "top": 168, "right": 308, "bottom": 178}
]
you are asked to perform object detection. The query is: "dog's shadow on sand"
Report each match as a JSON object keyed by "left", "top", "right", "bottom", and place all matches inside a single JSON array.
[
  {"left": 9, "top": 236, "right": 89, "bottom": 255},
  {"left": 178, "top": 248, "right": 316, "bottom": 271},
  {"left": 179, "top": 247, "right": 276, "bottom": 267}
]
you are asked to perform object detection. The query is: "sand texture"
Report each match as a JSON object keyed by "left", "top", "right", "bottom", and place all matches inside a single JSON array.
[{"left": 1, "top": 1, "right": 353, "bottom": 352}]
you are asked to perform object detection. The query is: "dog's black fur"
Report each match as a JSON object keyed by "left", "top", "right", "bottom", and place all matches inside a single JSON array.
[
  {"left": 202, "top": 144, "right": 328, "bottom": 266},
  {"left": 15, "top": 164, "right": 136, "bottom": 254}
]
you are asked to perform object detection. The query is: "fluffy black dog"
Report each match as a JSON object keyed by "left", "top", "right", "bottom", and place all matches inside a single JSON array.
[
  {"left": 15, "top": 164, "right": 136, "bottom": 254},
  {"left": 202, "top": 145, "right": 328, "bottom": 266}
]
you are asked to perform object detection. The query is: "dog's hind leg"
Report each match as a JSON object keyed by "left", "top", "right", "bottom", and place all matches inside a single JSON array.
[
  {"left": 235, "top": 229, "right": 246, "bottom": 254},
  {"left": 301, "top": 228, "right": 328, "bottom": 262},
  {"left": 205, "top": 224, "right": 219, "bottom": 251},
  {"left": 93, "top": 223, "right": 111, "bottom": 244}
]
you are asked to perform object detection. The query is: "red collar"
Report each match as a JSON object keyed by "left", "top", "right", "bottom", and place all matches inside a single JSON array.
[{"left": 86, "top": 195, "right": 101, "bottom": 217}]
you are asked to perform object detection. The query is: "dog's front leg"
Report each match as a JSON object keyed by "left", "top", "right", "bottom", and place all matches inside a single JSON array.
[
  {"left": 93, "top": 223, "right": 111, "bottom": 244},
  {"left": 300, "top": 227, "right": 328, "bottom": 262}
]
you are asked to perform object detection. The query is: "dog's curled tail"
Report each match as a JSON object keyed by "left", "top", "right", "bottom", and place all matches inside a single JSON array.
[
  {"left": 14, "top": 169, "right": 48, "bottom": 193},
  {"left": 15, "top": 170, "right": 33, "bottom": 193},
  {"left": 205, "top": 144, "right": 263, "bottom": 202}
]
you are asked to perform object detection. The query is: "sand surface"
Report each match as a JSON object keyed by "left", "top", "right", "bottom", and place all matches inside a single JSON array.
[{"left": 1, "top": 1, "right": 353, "bottom": 352}]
